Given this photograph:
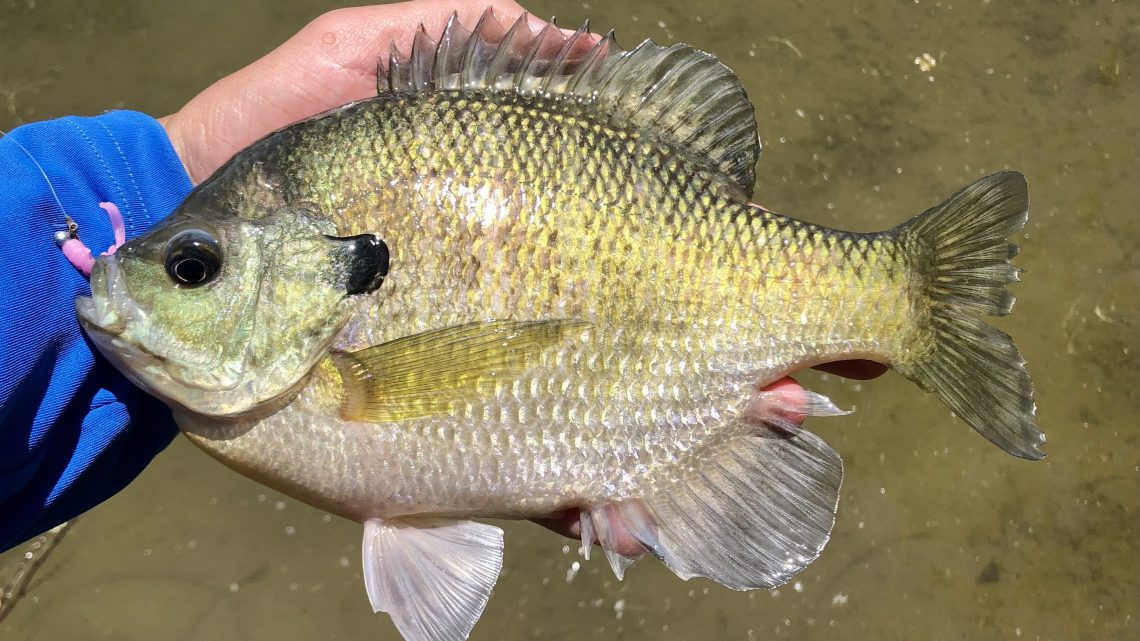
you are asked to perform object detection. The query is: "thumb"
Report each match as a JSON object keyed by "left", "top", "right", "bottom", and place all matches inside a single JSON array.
[{"left": 162, "top": 0, "right": 537, "bottom": 183}]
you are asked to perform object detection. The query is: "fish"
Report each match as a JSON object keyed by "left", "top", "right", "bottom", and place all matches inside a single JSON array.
[{"left": 74, "top": 10, "right": 1044, "bottom": 641}]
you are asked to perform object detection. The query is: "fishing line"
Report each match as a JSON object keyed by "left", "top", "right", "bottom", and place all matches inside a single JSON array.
[{"left": 0, "top": 127, "right": 71, "bottom": 229}]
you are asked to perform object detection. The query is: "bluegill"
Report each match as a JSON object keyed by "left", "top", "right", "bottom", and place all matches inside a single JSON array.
[{"left": 76, "top": 11, "right": 1044, "bottom": 641}]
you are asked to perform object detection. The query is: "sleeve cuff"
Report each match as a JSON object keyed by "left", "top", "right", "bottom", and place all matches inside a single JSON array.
[
  {"left": 50, "top": 110, "right": 194, "bottom": 241},
  {"left": 0, "top": 110, "right": 191, "bottom": 551}
]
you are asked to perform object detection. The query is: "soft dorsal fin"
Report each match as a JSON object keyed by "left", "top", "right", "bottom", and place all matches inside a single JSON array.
[{"left": 382, "top": 10, "right": 761, "bottom": 198}]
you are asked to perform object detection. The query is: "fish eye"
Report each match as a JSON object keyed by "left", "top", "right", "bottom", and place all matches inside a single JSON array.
[{"left": 164, "top": 229, "right": 223, "bottom": 287}]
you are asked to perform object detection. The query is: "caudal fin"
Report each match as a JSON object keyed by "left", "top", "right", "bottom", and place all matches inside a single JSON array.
[{"left": 894, "top": 172, "right": 1045, "bottom": 460}]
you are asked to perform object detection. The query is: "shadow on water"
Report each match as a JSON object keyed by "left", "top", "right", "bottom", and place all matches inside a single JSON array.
[{"left": 2, "top": 1, "right": 1137, "bottom": 640}]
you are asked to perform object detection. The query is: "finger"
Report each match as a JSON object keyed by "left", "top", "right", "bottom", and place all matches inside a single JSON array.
[
  {"left": 532, "top": 509, "right": 580, "bottom": 539},
  {"left": 759, "top": 376, "right": 803, "bottom": 394},
  {"left": 165, "top": 0, "right": 536, "bottom": 182},
  {"left": 752, "top": 376, "right": 809, "bottom": 425},
  {"left": 283, "top": 0, "right": 538, "bottom": 95},
  {"left": 531, "top": 509, "right": 648, "bottom": 558}
]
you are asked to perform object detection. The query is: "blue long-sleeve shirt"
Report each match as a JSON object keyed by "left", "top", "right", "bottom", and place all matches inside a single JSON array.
[{"left": 0, "top": 111, "right": 193, "bottom": 552}]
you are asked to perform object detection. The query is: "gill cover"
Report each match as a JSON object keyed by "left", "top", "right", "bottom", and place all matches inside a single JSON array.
[{"left": 78, "top": 205, "right": 389, "bottom": 418}]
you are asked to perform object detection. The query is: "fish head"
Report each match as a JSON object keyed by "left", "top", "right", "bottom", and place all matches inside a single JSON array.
[{"left": 77, "top": 204, "right": 388, "bottom": 418}]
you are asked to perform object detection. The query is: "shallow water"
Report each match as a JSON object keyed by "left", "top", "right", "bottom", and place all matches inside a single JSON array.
[{"left": 1, "top": 1, "right": 1137, "bottom": 640}]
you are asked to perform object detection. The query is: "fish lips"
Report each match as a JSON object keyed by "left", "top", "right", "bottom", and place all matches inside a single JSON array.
[
  {"left": 76, "top": 257, "right": 134, "bottom": 336},
  {"left": 76, "top": 257, "right": 167, "bottom": 393}
]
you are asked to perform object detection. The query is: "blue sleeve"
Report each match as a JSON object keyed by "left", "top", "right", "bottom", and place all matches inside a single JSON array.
[{"left": 0, "top": 111, "right": 194, "bottom": 552}]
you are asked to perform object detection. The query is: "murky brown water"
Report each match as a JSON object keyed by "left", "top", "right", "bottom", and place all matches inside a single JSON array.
[{"left": 2, "top": 1, "right": 1137, "bottom": 640}]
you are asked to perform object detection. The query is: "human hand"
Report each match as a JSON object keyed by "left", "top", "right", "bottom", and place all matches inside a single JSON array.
[{"left": 159, "top": 0, "right": 547, "bottom": 184}]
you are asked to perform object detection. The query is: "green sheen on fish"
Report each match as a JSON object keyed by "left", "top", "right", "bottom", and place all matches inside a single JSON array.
[{"left": 76, "top": 11, "right": 1044, "bottom": 641}]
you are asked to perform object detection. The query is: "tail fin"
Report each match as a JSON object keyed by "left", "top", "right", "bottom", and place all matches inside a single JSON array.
[{"left": 894, "top": 172, "right": 1045, "bottom": 460}]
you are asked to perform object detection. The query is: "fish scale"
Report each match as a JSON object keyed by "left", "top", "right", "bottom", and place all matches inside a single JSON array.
[
  {"left": 76, "top": 12, "right": 1042, "bottom": 641},
  {"left": 269, "top": 93, "right": 913, "bottom": 369}
]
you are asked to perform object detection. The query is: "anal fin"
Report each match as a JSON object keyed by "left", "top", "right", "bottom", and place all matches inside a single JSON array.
[
  {"left": 362, "top": 517, "right": 504, "bottom": 641},
  {"left": 598, "top": 395, "right": 845, "bottom": 590}
]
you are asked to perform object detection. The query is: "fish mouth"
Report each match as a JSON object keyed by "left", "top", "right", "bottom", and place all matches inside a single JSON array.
[
  {"left": 76, "top": 256, "right": 176, "bottom": 402},
  {"left": 74, "top": 256, "right": 261, "bottom": 417},
  {"left": 76, "top": 257, "right": 136, "bottom": 335}
]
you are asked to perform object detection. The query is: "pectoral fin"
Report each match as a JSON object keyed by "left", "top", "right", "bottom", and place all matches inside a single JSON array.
[
  {"left": 362, "top": 517, "right": 504, "bottom": 641},
  {"left": 333, "top": 319, "right": 590, "bottom": 422}
]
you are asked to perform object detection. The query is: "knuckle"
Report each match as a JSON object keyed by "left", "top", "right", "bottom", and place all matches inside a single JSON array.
[{"left": 302, "top": 7, "right": 351, "bottom": 37}]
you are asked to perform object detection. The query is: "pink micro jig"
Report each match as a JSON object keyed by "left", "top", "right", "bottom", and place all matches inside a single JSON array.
[
  {"left": 1, "top": 128, "right": 124, "bottom": 279},
  {"left": 54, "top": 203, "right": 126, "bottom": 278}
]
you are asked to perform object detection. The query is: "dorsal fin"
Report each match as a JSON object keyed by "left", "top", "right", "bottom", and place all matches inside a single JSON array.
[{"left": 381, "top": 10, "right": 761, "bottom": 198}]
